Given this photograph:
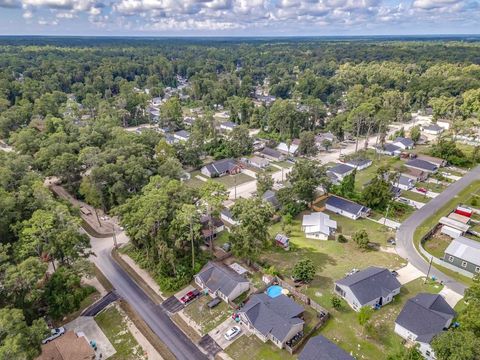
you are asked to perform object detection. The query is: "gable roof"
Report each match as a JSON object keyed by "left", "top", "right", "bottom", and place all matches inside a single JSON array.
[
  {"left": 36, "top": 331, "right": 95, "bottom": 360},
  {"left": 445, "top": 236, "right": 480, "bottom": 266},
  {"left": 423, "top": 123, "right": 444, "bottom": 132},
  {"left": 395, "top": 293, "right": 455, "bottom": 343},
  {"left": 240, "top": 293, "right": 304, "bottom": 342},
  {"left": 262, "top": 190, "right": 280, "bottom": 209},
  {"left": 299, "top": 335, "right": 354, "bottom": 360},
  {"left": 328, "top": 164, "right": 355, "bottom": 176},
  {"left": 335, "top": 266, "right": 401, "bottom": 306},
  {"left": 175, "top": 130, "right": 190, "bottom": 139},
  {"left": 378, "top": 143, "right": 401, "bottom": 153},
  {"left": 203, "top": 159, "right": 238, "bottom": 176},
  {"left": 260, "top": 147, "right": 283, "bottom": 159},
  {"left": 302, "top": 212, "right": 337, "bottom": 236},
  {"left": 397, "top": 175, "right": 414, "bottom": 187},
  {"left": 196, "top": 262, "right": 249, "bottom": 298},
  {"left": 405, "top": 159, "right": 438, "bottom": 172},
  {"left": 277, "top": 142, "right": 299, "bottom": 155},
  {"left": 220, "top": 121, "right": 237, "bottom": 129},
  {"left": 326, "top": 196, "right": 369, "bottom": 216},
  {"left": 346, "top": 159, "right": 372, "bottom": 168},
  {"left": 393, "top": 137, "right": 414, "bottom": 147}
]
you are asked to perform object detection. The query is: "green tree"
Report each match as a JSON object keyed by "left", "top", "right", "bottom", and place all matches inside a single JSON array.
[
  {"left": 338, "top": 169, "right": 356, "bottom": 198},
  {"left": 362, "top": 171, "right": 392, "bottom": 211},
  {"left": 230, "top": 198, "right": 274, "bottom": 264},
  {"left": 358, "top": 306, "right": 373, "bottom": 326},
  {"left": 331, "top": 296, "right": 342, "bottom": 310},
  {"left": 227, "top": 125, "right": 253, "bottom": 157},
  {"left": 292, "top": 258, "right": 316, "bottom": 283},
  {"left": 431, "top": 330, "right": 480, "bottom": 360},
  {"left": 410, "top": 125, "right": 421, "bottom": 143},
  {"left": 287, "top": 159, "right": 330, "bottom": 204},
  {"left": 352, "top": 229, "right": 370, "bottom": 249},
  {"left": 161, "top": 97, "right": 183, "bottom": 130},
  {"left": 256, "top": 172, "right": 274, "bottom": 196},
  {"left": 386, "top": 347, "right": 424, "bottom": 360},
  {"left": 298, "top": 131, "right": 318, "bottom": 156}
]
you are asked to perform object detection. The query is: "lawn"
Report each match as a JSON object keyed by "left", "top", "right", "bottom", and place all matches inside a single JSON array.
[
  {"left": 353, "top": 153, "right": 404, "bottom": 191},
  {"left": 401, "top": 190, "right": 429, "bottom": 204},
  {"left": 95, "top": 306, "right": 145, "bottom": 360},
  {"left": 424, "top": 233, "right": 452, "bottom": 258},
  {"left": 212, "top": 173, "right": 255, "bottom": 188},
  {"left": 319, "top": 278, "right": 443, "bottom": 360},
  {"left": 416, "top": 181, "right": 447, "bottom": 193},
  {"left": 226, "top": 334, "right": 295, "bottom": 360},
  {"left": 272, "top": 161, "right": 294, "bottom": 169},
  {"left": 185, "top": 170, "right": 208, "bottom": 188},
  {"left": 183, "top": 295, "right": 231, "bottom": 334}
]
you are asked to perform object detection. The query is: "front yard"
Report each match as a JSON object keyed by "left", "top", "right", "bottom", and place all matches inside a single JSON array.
[
  {"left": 401, "top": 190, "right": 429, "bottom": 204},
  {"left": 183, "top": 295, "right": 231, "bottom": 334},
  {"left": 212, "top": 172, "right": 255, "bottom": 188}
]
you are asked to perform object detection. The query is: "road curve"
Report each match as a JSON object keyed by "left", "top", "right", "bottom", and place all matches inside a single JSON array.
[
  {"left": 94, "top": 244, "right": 208, "bottom": 360},
  {"left": 396, "top": 165, "right": 480, "bottom": 296}
]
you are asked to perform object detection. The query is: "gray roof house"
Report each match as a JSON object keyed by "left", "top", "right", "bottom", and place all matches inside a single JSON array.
[
  {"left": 444, "top": 236, "right": 480, "bottom": 275},
  {"left": 334, "top": 267, "right": 401, "bottom": 311},
  {"left": 405, "top": 159, "right": 438, "bottom": 173},
  {"left": 325, "top": 196, "right": 370, "bottom": 220},
  {"left": 375, "top": 143, "right": 402, "bottom": 156},
  {"left": 327, "top": 164, "right": 355, "bottom": 184},
  {"left": 201, "top": 159, "right": 242, "bottom": 178},
  {"left": 174, "top": 130, "right": 190, "bottom": 142},
  {"left": 423, "top": 123, "right": 444, "bottom": 135},
  {"left": 299, "top": 335, "right": 354, "bottom": 360},
  {"left": 220, "top": 121, "right": 238, "bottom": 131},
  {"left": 220, "top": 208, "right": 238, "bottom": 226},
  {"left": 395, "top": 293, "right": 455, "bottom": 360},
  {"left": 393, "top": 137, "right": 415, "bottom": 150},
  {"left": 262, "top": 190, "right": 280, "bottom": 210},
  {"left": 345, "top": 158, "right": 372, "bottom": 171},
  {"left": 395, "top": 175, "right": 415, "bottom": 191},
  {"left": 239, "top": 293, "right": 304, "bottom": 349},
  {"left": 195, "top": 262, "right": 250, "bottom": 303},
  {"left": 259, "top": 147, "right": 284, "bottom": 161}
]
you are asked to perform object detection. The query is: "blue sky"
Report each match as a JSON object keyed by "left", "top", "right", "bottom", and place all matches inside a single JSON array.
[{"left": 0, "top": 0, "right": 479, "bottom": 36}]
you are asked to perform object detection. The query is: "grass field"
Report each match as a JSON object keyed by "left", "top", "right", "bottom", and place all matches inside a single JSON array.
[
  {"left": 95, "top": 306, "right": 145, "bottom": 360},
  {"left": 401, "top": 190, "right": 429, "bottom": 204},
  {"left": 183, "top": 295, "right": 231, "bottom": 334},
  {"left": 423, "top": 233, "right": 452, "bottom": 259},
  {"left": 212, "top": 173, "right": 255, "bottom": 188},
  {"left": 353, "top": 154, "right": 404, "bottom": 191}
]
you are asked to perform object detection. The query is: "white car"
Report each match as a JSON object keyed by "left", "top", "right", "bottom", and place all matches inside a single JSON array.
[
  {"left": 224, "top": 326, "right": 241, "bottom": 341},
  {"left": 42, "top": 327, "right": 66, "bottom": 344}
]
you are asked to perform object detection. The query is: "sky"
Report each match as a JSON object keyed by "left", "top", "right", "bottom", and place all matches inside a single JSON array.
[{"left": 0, "top": 0, "right": 479, "bottom": 36}]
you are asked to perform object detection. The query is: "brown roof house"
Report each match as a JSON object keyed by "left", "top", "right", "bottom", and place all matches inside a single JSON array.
[{"left": 36, "top": 330, "right": 95, "bottom": 360}]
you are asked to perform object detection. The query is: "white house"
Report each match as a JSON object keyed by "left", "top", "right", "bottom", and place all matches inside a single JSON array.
[
  {"left": 392, "top": 137, "right": 415, "bottom": 150},
  {"left": 345, "top": 158, "right": 372, "bottom": 171},
  {"left": 422, "top": 123, "right": 444, "bottom": 135},
  {"left": 395, "top": 293, "right": 455, "bottom": 360},
  {"left": 174, "top": 130, "right": 190, "bottom": 142},
  {"left": 327, "top": 164, "right": 355, "bottom": 183},
  {"left": 334, "top": 267, "right": 401, "bottom": 311},
  {"left": 325, "top": 196, "right": 370, "bottom": 220},
  {"left": 375, "top": 143, "right": 402, "bottom": 156},
  {"left": 276, "top": 141, "right": 299, "bottom": 156},
  {"left": 219, "top": 121, "right": 237, "bottom": 131},
  {"left": 195, "top": 262, "right": 250, "bottom": 303},
  {"left": 395, "top": 175, "right": 415, "bottom": 191},
  {"left": 301, "top": 212, "right": 337, "bottom": 240}
]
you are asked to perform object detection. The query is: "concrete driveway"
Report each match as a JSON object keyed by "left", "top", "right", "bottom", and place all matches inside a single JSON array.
[
  {"left": 208, "top": 317, "right": 245, "bottom": 350},
  {"left": 396, "top": 263, "right": 425, "bottom": 285},
  {"left": 439, "top": 287, "right": 464, "bottom": 307},
  {"left": 65, "top": 316, "right": 116, "bottom": 359}
]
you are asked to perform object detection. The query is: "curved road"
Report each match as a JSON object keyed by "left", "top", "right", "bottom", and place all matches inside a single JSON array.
[
  {"left": 89, "top": 234, "right": 208, "bottom": 360},
  {"left": 396, "top": 165, "right": 480, "bottom": 296}
]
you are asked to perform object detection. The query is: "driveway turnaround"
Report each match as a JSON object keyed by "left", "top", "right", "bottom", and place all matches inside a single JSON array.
[{"left": 396, "top": 165, "right": 480, "bottom": 296}]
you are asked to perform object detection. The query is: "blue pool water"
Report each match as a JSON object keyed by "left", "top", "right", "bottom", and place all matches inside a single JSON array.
[{"left": 266, "top": 285, "right": 283, "bottom": 298}]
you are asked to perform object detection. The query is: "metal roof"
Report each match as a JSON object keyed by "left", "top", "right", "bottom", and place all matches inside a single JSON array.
[{"left": 445, "top": 236, "right": 480, "bottom": 266}]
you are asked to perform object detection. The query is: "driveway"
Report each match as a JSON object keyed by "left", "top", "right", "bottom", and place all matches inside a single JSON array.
[
  {"left": 65, "top": 316, "right": 116, "bottom": 359},
  {"left": 396, "top": 165, "right": 480, "bottom": 296},
  {"left": 396, "top": 263, "right": 425, "bottom": 285},
  {"left": 439, "top": 287, "right": 464, "bottom": 308},
  {"left": 208, "top": 317, "right": 245, "bottom": 350}
]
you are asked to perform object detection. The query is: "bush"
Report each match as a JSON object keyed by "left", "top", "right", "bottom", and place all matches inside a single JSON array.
[
  {"left": 471, "top": 198, "right": 478, "bottom": 207},
  {"left": 337, "top": 234, "right": 348, "bottom": 243},
  {"left": 292, "top": 259, "right": 316, "bottom": 283},
  {"left": 331, "top": 296, "right": 342, "bottom": 309},
  {"left": 352, "top": 229, "right": 370, "bottom": 249},
  {"left": 358, "top": 306, "right": 373, "bottom": 326}
]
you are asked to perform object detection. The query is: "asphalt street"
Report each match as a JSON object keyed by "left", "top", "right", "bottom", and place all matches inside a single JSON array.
[{"left": 396, "top": 165, "right": 480, "bottom": 295}]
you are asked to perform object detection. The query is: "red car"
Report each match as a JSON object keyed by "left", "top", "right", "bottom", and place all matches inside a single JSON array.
[
  {"left": 416, "top": 187, "right": 428, "bottom": 194},
  {"left": 180, "top": 289, "right": 200, "bottom": 304}
]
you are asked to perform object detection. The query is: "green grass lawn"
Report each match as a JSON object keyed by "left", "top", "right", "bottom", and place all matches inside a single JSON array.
[
  {"left": 401, "top": 190, "right": 429, "bottom": 203},
  {"left": 212, "top": 173, "right": 255, "bottom": 188},
  {"left": 95, "top": 306, "right": 145, "bottom": 360},
  {"left": 226, "top": 334, "right": 295, "bottom": 360},
  {"left": 416, "top": 181, "right": 447, "bottom": 193},
  {"left": 183, "top": 295, "right": 231, "bottom": 334},
  {"left": 424, "top": 233, "right": 452, "bottom": 258},
  {"left": 354, "top": 154, "right": 404, "bottom": 191},
  {"left": 185, "top": 170, "right": 208, "bottom": 188}
]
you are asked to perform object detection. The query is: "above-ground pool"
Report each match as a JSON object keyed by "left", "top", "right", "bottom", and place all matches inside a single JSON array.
[{"left": 266, "top": 285, "right": 283, "bottom": 298}]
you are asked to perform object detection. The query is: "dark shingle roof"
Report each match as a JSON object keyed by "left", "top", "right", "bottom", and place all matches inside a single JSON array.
[
  {"left": 336, "top": 267, "right": 401, "bottom": 306},
  {"left": 346, "top": 159, "right": 371, "bottom": 168},
  {"left": 326, "top": 196, "right": 369, "bottom": 216},
  {"left": 240, "top": 294, "right": 304, "bottom": 342},
  {"left": 221, "top": 121, "right": 237, "bottom": 129},
  {"left": 260, "top": 147, "right": 282, "bottom": 159},
  {"left": 203, "top": 159, "right": 238, "bottom": 176},
  {"left": 299, "top": 335, "right": 354, "bottom": 360},
  {"left": 328, "top": 164, "right": 355, "bottom": 176},
  {"left": 406, "top": 159, "right": 438, "bottom": 172},
  {"left": 395, "top": 293, "right": 455, "bottom": 343},
  {"left": 379, "top": 143, "right": 401, "bottom": 153},
  {"left": 394, "top": 137, "right": 415, "bottom": 147},
  {"left": 196, "top": 262, "right": 249, "bottom": 298},
  {"left": 175, "top": 130, "right": 190, "bottom": 139},
  {"left": 262, "top": 190, "right": 279, "bottom": 208}
]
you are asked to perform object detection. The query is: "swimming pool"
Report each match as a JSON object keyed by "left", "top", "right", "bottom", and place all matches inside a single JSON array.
[{"left": 266, "top": 285, "right": 283, "bottom": 298}]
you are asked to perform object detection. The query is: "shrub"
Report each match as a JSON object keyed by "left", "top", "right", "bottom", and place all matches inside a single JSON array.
[{"left": 337, "top": 234, "right": 348, "bottom": 243}]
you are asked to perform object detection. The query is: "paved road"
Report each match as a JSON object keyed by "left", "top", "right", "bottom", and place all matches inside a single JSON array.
[
  {"left": 396, "top": 165, "right": 480, "bottom": 295},
  {"left": 89, "top": 234, "right": 208, "bottom": 360}
]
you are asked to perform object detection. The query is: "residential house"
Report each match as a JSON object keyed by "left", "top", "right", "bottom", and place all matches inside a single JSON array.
[
  {"left": 248, "top": 155, "right": 270, "bottom": 169},
  {"left": 275, "top": 233, "right": 290, "bottom": 249},
  {"left": 375, "top": 143, "right": 402, "bottom": 156},
  {"left": 402, "top": 168, "right": 428, "bottom": 182},
  {"left": 334, "top": 266, "right": 401, "bottom": 311},
  {"left": 35, "top": 330, "right": 95, "bottom": 360},
  {"left": 276, "top": 140, "right": 300, "bottom": 156},
  {"left": 422, "top": 123, "right": 444, "bottom": 135},
  {"left": 325, "top": 196, "right": 370, "bottom": 220},
  {"left": 395, "top": 293, "right": 455, "bottom": 360},
  {"left": 444, "top": 236, "right": 480, "bottom": 275},
  {"left": 262, "top": 190, "right": 280, "bottom": 210},
  {"left": 195, "top": 262, "right": 250, "bottom": 303},
  {"left": 220, "top": 121, "right": 237, "bottom": 132},
  {"left": 345, "top": 158, "right": 372, "bottom": 171},
  {"left": 183, "top": 116, "right": 195, "bottom": 127},
  {"left": 221, "top": 208, "right": 238, "bottom": 226},
  {"left": 315, "top": 132, "right": 336, "bottom": 150},
  {"left": 298, "top": 335, "right": 354, "bottom": 360},
  {"left": 327, "top": 164, "right": 355, "bottom": 184},
  {"left": 302, "top": 212, "right": 338, "bottom": 240},
  {"left": 164, "top": 133, "right": 176, "bottom": 145},
  {"left": 201, "top": 159, "right": 242, "bottom": 178},
  {"left": 405, "top": 159, "right": 438, "bottom": 173},
  {"left": 393, "top": 137, "right": 415, "bottom": 150},
  {"left": 200, "top": 215, "right": 225, "bottom": 242},
  {"left": 239, "top": 293, "right": 304, "bottom": 349},
  {"left": 439, "top": 216, "right": 470, "bottom": 238},
  {"left": 259, "top": 147, "right": 285, "bottom": 162},
  {"left": 417, "top": 155, "right": 447, "bottom": 168},
  {"left": 174, "top": 130, "right": 190, "bottom": 142},
  {"left": 395, "top": 175, "right": 415, "bottom": 191}
]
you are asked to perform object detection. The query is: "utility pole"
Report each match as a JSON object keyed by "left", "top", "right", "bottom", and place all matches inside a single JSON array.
[
  {"left": 234, "top": 173, "right": 237, "bottom": 200},
  {"left": 190, "top": 217, "right": 195, "bottom": 270},
  {"left": 112, "top": 223, "right": 118, "bottom": 249},
  {"left": 425, "top": 256, "right": 433, "bottom": 283}
]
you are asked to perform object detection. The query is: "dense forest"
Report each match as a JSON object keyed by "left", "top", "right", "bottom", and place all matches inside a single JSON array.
[{"left": 1, "top": 37, "right": 480, "bottom": 359}]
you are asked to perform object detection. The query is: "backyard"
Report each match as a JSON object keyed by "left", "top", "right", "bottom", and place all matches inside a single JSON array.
[
  {"left": 95, "top": 306, "right": 145, "bottom": 360},
  {"left": 183, "top": 295, "right": 231, "bottom": 334},
  {"left": 352, "top": 152, "right": 404, "bottom": 191}
]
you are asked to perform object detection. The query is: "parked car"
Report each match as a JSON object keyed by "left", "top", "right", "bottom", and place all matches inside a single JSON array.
[
  {"left": 42, "top": 327, "right": 65, "bottom": 344},
  {"left": 180, "top": 289, "right": 200, "bottom": 304},
  {"left": 416, "top": 187, "right": 428, "bottom": 194},
  {"left": 224, "top": 326, "right": 241, "bottom": 341}
]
